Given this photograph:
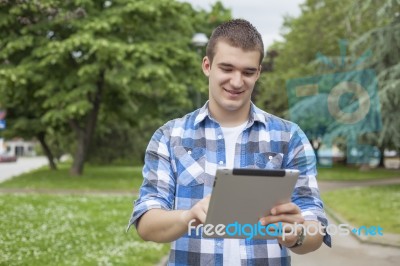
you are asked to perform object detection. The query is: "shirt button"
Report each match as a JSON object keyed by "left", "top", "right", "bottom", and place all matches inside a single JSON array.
[
  {"left": 188, "top": 150, "right": 192, "bottom": 155},
  {"left": 218, "top": 135, "right": 223, "bottom": 139},
  {"left": 217, "top": 242, "right": 222, "bottom": 247},
  {"left": 219, "top": 161, "right": 224, "bottom": 165},
  {"left": 268, "top": 155, "right": 273, "bottom": 160}
]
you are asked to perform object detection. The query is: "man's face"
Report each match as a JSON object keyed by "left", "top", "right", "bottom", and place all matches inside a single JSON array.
[{"left": 202, "top": 41, "right": 261, "bottom": 121}]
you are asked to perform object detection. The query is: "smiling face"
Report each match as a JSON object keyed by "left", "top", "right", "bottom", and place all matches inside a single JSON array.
[{"left": 202, "top": 41, "right": 261, "bottom": 126}]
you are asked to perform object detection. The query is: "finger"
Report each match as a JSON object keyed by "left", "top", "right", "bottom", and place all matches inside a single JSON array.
[
  {"left": 202, "top": 194, "right": 211, "bottom": 203},
  {"left": 201, "top": 196, "right": 211, "bottom": 214},
  {"left": 271, "top": 203, "right": 301, "bottom": 215},
  {"left": 197, "top": 210, "right": 207, "bottom": 224},
  {"left": 260, "top": 214, "right": 304, "bottom": 226},
  {"left": 202, "top": 204, "right": 209, "bottom": 216},
  {"left": 262, "top": 222, "right": 300, "bottom": 234}
]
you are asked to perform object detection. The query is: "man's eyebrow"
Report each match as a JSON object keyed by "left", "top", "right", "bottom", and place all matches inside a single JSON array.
[
  {"left": 217, "top": 63, "right": 234, "bottom": 68},
  {"left": 217, "top": 63, "right": 258, "bottom": 72}
]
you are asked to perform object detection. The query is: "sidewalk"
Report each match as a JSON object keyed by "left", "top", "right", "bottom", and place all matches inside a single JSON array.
[
  {"left": 318, "top": 178, "right": 400, "bottom": 192},
  {"left": 291, "top": 177, "right": 400, "bottom": 266},
  {"left": 0, "top": 156, "right": 48, "bottom": 183},
  {"left": 291, "top": 212, "right": 400, "bottom": 266}
]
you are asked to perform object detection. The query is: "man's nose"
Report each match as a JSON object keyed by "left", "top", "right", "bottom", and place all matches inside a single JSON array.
[{"left": 230, "top": 71, "right": 244, "bottom": 88}]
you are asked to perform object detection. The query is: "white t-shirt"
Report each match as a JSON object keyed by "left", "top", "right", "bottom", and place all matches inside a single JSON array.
[{"left": 221, "top": 122, "right": 247, "bottom": 266}]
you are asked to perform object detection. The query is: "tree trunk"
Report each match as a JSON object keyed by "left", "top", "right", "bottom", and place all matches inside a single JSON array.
[
  {"left": 70, "top": 126, "right": 87, "bottom": 175},
  {"left": 36, "top": 132, "right": 57, "bottom": 170},
  {"left": 378, "top": 146, "right": 385, "bottom": 168},
  {"left": 310, "top": 138, "right": 321, "bottom": 165},
  {"left": 69, "top": 70, "right": 105, "bottom": 176}
]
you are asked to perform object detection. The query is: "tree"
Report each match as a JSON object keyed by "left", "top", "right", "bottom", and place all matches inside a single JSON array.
[
  {"left": 0, "top": 95, "right": 59, "bottom": 170},
  {"left": 0, "top": 3, "right": 59, "bottom": 169},
  {"left": 256, "top": 0, "right": 399, "bottom": 165},
  {"left": 80, "top": 1, "right": 231, "bottom": 166},
  {"left": 0, "top": 0, "right": 230, "bottom": 175},
  {"left": 349, "top": 0, "right": 400, "bottom": 163}
]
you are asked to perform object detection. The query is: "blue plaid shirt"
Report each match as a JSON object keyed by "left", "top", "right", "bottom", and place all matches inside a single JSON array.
[{"left": 128, "top": 102, "right": 331, "bottom": 266}]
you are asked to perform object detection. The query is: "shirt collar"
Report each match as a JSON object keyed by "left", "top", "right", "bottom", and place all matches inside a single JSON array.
[{"left": 194, "top": 101, "right": 267, "bottom": 127}]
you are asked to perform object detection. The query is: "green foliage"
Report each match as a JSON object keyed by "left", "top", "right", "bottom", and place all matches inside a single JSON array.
[
  {"left": 256, "top": 0, "right": 400, "bottom": 156},
  {"left": 349, "top": 0, "right": 400, "bottom": 150},
  {"left": 192, "top": 0, "right": 232, "bottom": 38},
  {"left": 0, "top": 0, "right": 231, "bottom": 172},
  {"left": 256, "top": 0, "right": 359, "bottom": 118}
]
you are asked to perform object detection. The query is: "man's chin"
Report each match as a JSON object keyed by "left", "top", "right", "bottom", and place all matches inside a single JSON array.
[{"left": 221, "top": 100, "right": 244, "bottom": 112}]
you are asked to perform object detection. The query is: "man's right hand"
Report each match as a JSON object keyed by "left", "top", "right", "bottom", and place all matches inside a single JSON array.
[
  {"left": 181, "top": 195, "right": 211, "bottom": 226},
  {"left": 137, "top": 195, "right": 211, "bottom": 243}
]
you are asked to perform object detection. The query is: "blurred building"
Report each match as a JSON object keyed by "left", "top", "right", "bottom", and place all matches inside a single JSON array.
[
  {"left": 3, "top": 138, "right": 37, "bottom": 157},
  {"left": 384, "top": 150, "right": 400, "bottom": 169}
]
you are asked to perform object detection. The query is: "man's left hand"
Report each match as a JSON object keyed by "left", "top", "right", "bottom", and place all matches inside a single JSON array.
[{"left": 259, "top": 202, "right": 305, "bottom": 248}]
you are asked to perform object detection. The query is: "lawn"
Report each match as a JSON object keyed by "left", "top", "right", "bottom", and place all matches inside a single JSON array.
[
  {"left": 1, "top": 162, "right": 399, "bottom": 264},
  {"left": 0, "top": 164, "right": 144, "bottom": 191},
  {"left": 1, "top": 163, "right": 399, "bottom": 191},
  {"left": 0, "top": 194, "right": 170, "bottom": 266},
  {"left": 322, "top": 185, "right": 400, "bottom": 234},
  {"left": 317, "top": 164, "right": 400, "bottom": 181},
  {"left": 0, "top": 164, "right": 171, "bottom": 265}
]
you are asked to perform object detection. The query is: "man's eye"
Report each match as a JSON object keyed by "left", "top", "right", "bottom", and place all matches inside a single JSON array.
[
  {"left": 244, "top": 72, "right": 256, "bottom": 76},
  {"left": 221, "top": 68, "right": 232, "bottom": 72}
]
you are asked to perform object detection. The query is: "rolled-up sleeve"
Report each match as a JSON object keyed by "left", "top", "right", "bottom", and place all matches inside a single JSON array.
[
  {"left": 287, "top": 125, "right": 332, "bottom": 247},
  {"left": 127, "top": 125, "right": 176, "bottom": 231}
]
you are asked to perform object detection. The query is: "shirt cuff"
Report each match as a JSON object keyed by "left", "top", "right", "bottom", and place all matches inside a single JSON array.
[{"left": 126, "top": 199, "right": 171, "bottom": 232}]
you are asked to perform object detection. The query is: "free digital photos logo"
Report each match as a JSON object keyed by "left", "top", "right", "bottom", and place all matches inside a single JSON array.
[
  {"left": 188, "top": 220, "right": 384, "bottom": 240},
  {"left": 286, "top": 40, "right": 382, "bottom": 166}
]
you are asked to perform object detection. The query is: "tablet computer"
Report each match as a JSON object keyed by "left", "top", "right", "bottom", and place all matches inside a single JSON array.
[{"left": 202, "top": 168, "right": 300, "bottom": 239}]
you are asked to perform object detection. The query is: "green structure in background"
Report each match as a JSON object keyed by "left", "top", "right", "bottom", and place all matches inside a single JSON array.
[{"left": 287, "top": 42, "right": 382, "bottom": 166}]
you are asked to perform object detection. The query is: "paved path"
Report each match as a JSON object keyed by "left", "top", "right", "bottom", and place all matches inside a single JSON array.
[
  {"left": 291, "top": 177, "right": 400, "bottom": 266},
  {"left": 291, "top": 212, "right": 400, "bottom": 266},
  {"left": 0, "top": 156, "right": 48, "bottom": 183},
  {"left": 318, "top": 178, "right": 400, "bottom": 192}
]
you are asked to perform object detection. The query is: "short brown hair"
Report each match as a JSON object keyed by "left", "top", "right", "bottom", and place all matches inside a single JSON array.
[{"left": 206, "top": 19, "right": 264, "bottom": 64}]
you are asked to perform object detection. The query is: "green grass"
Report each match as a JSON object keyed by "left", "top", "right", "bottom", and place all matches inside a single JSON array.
[
  {"left": 322, "top": 185, "right": 400, "bottom": 234},
  {"left": 317, "top": 164, "right": 400, "bottom": 181},
  {"left": 0, "top": 194, "right": 169, "bottom": 266},
  {"left": 1, "top": 161, "right": 398, "bottom": 264},
  {"left": 0, "top": 164, "right": 144, "bottom": 191},
  {"left": 2, "top": 163, "right": 398, "bottom": 190}
]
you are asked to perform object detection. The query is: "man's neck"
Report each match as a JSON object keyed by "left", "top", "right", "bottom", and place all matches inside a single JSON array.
[{"left": 208, "top": 101, "right": 251, "bottom": 127}]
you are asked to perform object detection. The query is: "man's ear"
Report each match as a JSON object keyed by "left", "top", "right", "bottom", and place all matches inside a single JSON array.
[
  {"left": 202, "top": 56, "right": 211, "bottom": 77},
  {"left": 256, "top": 64, "right": 262, "bottom": 79}
]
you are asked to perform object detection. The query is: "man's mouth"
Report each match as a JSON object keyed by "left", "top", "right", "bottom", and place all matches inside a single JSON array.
[{"left": 224, "top": 89, "right": 244, "bottom": 95}]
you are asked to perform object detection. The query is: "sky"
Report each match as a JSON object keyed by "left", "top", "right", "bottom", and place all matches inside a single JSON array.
[{"left": 180, "top": 0, "right": 305, "bottom": 50}]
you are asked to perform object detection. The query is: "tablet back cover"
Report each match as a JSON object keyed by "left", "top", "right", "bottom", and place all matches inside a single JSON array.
[{"left": 203, "top": 168, "right": 299, "bottom": 239}]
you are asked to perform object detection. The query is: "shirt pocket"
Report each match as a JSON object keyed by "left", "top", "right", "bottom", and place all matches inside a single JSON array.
[
  {"left": 254, "top": 152, "right": 284, "bottom": 169},
  {"left": 173, "top": 146, "right": 206, "bottom": 186}
]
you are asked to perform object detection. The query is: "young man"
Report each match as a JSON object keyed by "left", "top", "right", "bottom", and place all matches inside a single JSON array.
[{"left": 128, "top": 19, "right": 331, "bottom": 265}]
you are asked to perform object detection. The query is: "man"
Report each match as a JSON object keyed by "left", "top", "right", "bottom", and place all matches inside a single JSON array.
[{"left": 128, "top": 19, "right": 331, "bottom": 265}]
